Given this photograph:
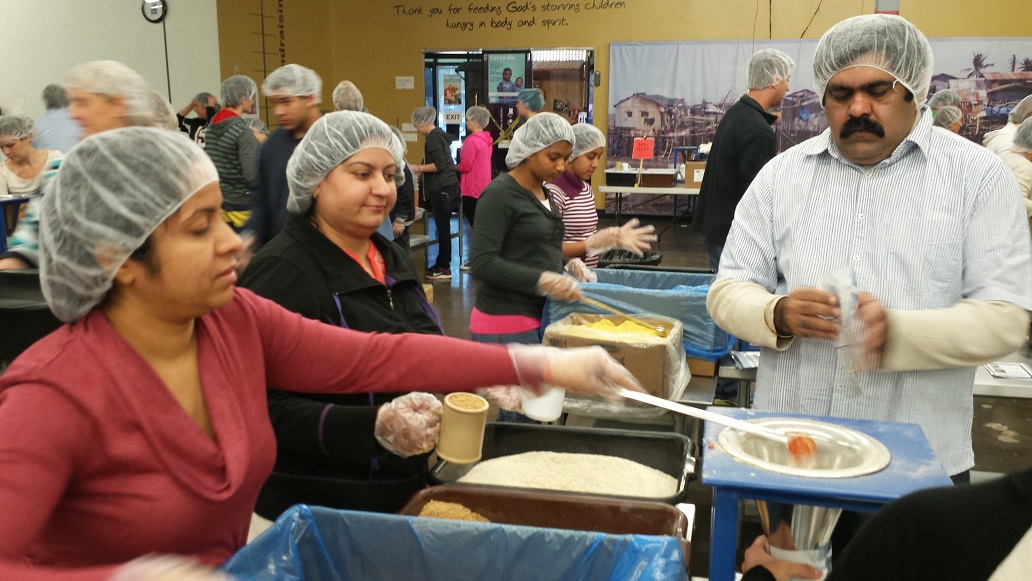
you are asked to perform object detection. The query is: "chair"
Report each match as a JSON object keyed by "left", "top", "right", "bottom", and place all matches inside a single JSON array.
[{"left": 0, "top": 270, "right": 62, "bottom": 365}]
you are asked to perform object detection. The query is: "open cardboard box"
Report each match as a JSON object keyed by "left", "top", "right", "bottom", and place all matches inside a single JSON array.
[{"left": 543, "top": 313, "right": 687, "bottom": 399}]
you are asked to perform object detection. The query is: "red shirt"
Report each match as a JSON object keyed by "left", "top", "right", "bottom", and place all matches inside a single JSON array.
[{"left": 0, "top": 288, "right": 523, "bottom": 580}]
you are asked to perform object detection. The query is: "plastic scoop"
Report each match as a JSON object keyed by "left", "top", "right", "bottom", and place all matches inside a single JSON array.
[
  {"left": 579, "top": 297, "right": 668, "bottom": 337},
  {"left": 617, "top": 389, "right": 818, "bottom": 467}
]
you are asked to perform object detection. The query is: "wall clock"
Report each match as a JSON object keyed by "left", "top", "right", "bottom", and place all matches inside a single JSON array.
[{"left": 142, "top": 0, "right": 168, "bottom": 24}]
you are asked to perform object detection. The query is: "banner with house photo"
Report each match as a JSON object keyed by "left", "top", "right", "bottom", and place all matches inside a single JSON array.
[{"left": 607, "top": 38, "right": 1032, "bottom": 215}]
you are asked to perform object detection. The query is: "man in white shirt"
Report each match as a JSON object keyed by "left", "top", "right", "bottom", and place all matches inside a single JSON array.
[
  {"left": 707, "top": 14, "right": 1032, "bottom": 481},
  {"left": 984, "top": 94, "right": 1032, "bottom": 157}
]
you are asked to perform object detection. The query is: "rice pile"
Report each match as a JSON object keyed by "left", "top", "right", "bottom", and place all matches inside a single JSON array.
[{"left": 417, "top": 500, "right": 490, "bottom": 523}]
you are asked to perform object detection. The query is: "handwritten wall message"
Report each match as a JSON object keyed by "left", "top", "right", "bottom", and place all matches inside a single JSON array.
[{"left": 392, "top": 1, "right": 627, "bottom": 32}]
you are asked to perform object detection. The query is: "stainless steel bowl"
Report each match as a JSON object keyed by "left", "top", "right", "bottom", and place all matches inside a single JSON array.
[{"left": 717, "top": 418, "right": 890, "bottom": 478}]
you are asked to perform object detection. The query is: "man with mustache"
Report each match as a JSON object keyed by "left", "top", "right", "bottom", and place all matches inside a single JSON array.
[{"left": 708, "top": 14, "right": 1031, "bottom": 486}]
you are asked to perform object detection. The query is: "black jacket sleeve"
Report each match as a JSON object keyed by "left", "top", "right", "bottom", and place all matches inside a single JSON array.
[
  {"left": 244, "top": 144, "right": 270, "bottom": 242},
  {"left": 265, "top": 388, "right": 380, "bottom": 462},
  {"left": 392, "top": 166, "right": 415, "bottom": 222}
]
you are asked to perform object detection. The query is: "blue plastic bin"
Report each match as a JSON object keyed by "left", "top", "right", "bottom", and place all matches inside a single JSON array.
[
  {"left": 222, "top": 505, "right": 688, "bottom": 581},
  {"left": 544, "top": 268, "right": 734, "bottom": 361}
]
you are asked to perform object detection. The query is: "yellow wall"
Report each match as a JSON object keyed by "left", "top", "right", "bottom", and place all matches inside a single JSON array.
[{"left": 216, "top": 0, "right": 1032, "bottom": 178}]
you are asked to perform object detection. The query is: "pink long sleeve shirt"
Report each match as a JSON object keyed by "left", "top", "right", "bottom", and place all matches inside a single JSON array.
[{"left": 0, "top": 288, "right": 523, "bottom": 580}]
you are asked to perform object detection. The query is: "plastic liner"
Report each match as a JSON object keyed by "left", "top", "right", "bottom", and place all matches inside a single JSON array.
[
  {"left": 430, "top": 423, "right": 694, "bottom": 504},
  {"left": 544, "top": 268, "right": 734, "bottom": 361},
  {"left": 221, "top": 504, "right": 688, "bottom": 581}
]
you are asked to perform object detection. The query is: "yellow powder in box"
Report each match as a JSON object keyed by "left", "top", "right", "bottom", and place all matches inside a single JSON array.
[
  {"left": 447, "top": 393, "right": 487, "bottom": 410},
  {"left": 584, "top": 318, "right": 663, "bottom": 337},
  {"left": 418, "top": 500, "right": 490, "bottom": 523}
]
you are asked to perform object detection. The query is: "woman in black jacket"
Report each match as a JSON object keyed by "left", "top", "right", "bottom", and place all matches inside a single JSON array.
[{"left": 239, "top": 111, "right": 444, "bottom": 518}]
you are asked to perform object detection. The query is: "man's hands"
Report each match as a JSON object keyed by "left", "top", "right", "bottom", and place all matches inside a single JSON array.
[
  {"left": 773, "top": 287, "right": 888, "bottom": 370},
  {"left": 773, "top": 287, "right": 840, "bottom": 339},
  {"left": 742, "top": 536, "right": 822, "bottom": 581}
]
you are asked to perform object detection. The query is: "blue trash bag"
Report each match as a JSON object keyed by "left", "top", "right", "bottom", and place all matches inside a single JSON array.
[
  {"left": 544, "top": 269, "right": 734, "bottom": 361},
  {"left": 222, "top": 505, "right": 687, "bottom": 581}
]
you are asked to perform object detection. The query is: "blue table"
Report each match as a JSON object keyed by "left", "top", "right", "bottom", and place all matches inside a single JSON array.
[
  {"left": 701, "top": 408, "right": 951, "bottom": 581},
  {"left": 0, "top": 195, "right": 31, "bottom": 253}
]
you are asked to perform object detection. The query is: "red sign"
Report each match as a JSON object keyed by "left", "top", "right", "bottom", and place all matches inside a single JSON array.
[{"left": 631, "top": 138, "right": 655, "bottom": 160}]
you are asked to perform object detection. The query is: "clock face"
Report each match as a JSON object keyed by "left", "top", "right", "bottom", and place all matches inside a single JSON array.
[{"left": 142, "top": 0, "right": 168, "bottom": 23}]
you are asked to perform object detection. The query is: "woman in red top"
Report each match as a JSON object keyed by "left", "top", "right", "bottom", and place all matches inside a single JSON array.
[{"left": 0, "top": 128, "right": 640, "bottom": 581}]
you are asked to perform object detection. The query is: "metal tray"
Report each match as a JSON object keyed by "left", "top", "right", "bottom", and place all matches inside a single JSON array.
[
  {"left": 430, "top": 423, "right": 695, "bottom": 504},
  {"left": 717, "top": 417, "right": 891, "bottom": 479}
]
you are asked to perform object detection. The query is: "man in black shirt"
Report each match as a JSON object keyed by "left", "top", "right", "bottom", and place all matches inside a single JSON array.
[{"left": 693, "top": 48, "right": 794, "bottom": 269}]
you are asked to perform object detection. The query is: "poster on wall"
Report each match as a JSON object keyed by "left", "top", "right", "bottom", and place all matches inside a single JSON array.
[
  {"left": 487, "top": 52, "right": 528, "bottom": 105},
  {"left": 607, "top": 37, "right": 1032, "bottom": 215},
  {"left": 442, "top": 74, "right": 463, "bottom": 105}
]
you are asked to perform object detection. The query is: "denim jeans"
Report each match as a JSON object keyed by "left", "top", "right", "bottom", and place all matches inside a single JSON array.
[
  {"left": 429, "top": 186, "right": 460, "bottom": 270},
  {"left": 471, "top": 327, "right": 542, "bottom": 424}
]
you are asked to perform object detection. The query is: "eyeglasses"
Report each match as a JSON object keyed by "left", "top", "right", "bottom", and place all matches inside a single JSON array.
[{"left": 825, "top": 79, "right": 901, "bottom": 104}]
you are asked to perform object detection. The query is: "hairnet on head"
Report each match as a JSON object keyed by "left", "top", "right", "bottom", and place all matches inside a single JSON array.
[
  {"left": 569, "top": 123, "right": 606, "bottom": 161},
  {"left": 389, "top": 125, "right": 409, "bottom": 156},
  {"left": 0, "top": 115, "right": 36, "bottom": 140},
  {"left": 1009, "top": 94, "right": 1032, "bottom": 124},
  {"left": 927, "top": 89, "right": 961, "bottom": 111},
  {"left": 411, "top": 106, "right": 437, "bottom": 127},
  {"left": 813, "top": 14, "right": 933, "bottom": 109},
  {"left": 932, "top": 106, "right": 962, "bottom": 129},
  {"left": 505, "top": 112, "right": 575, "bottom": 169},
  {"left": 147, "top": 90, "right": 178, "bottom": 131},
  {"left": 517, "top": 89, "right": 545, "bottom": 112},
  {"left": 220, "top": 75, "right": 257, "bottom": 108},
  {"left": 1012, "top": 118, "right": 1032, "bottom": 154},
  {"left": 286, "top": 111, "right": 407, "bottom": 215},
  {"left": 244, "top": 116, "right": 269, "bottom": 135},
  {"left": 65, "top": 60, "right": 153, "bottom": 126},
  {"left": 465, "top": 106, "right": 491, "bottom": 130},
  {"left": 39, "top": 128, "right": 219, "bottom": 322},
  {"left": 262, "top": 64, "right": 323, "bottom": 104},
  {"left": 748, "top": 49, "right": 795, "bottom": 90},
  {"left": 332, "top": 81, "right": 364, "bottom": 112},
  {"left": 42, "top": 84, "right": 68, "bottom": 110}
]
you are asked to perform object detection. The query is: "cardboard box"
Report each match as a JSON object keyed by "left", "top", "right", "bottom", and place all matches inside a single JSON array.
[
  {"left": 543, "top": 313, "right": 685, "bottom": 399},
  {"left": 683, "top": 161, "right": 707, "bottom": 188},
  {"left": 422, "top": 283, "right": 434, "bottom": 304},
  {"left": 686, "top": 357, "right": 718, "bottom": 377}
]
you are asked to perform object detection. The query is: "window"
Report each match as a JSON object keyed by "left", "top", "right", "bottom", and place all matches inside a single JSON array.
[
  {"left": 640, "top": 110, "right": 650, "bottom": 117},
  {"left": 626, "top": 111, "right": 633, "bottom": 118}
]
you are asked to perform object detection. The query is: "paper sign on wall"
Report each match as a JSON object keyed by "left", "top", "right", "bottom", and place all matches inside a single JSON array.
[
  {"left": 402, "top": 132, "right": 418, "bottom": 142},
  {"left": 395, "top": 76, "right": 415, "bottom": 90},
  {"left": 444, "top": 111, "right": 462, "bottom": 124},
  {"left": 631, "top": 138, "right": 654, "bottom": 160}
]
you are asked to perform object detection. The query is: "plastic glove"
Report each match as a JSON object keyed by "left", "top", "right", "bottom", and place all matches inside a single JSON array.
[
  {"left": 374, "top": 392, "right": 443, "bottom": 458},
  {"left": 391, "top": 220, "right": 406, "bottom": 238},
  {"left": 536, "top": 271, "right": 583, "bottom": 301},
  {"left": 476, "top": 386, "right": 523, "bottom": 412},
  {"left": 111, "top": 555, "right": 238, "bottom": 581},
  {"left": 584, "top": 218, "right": 657, "bottom": 257},
  {"left": 508, "top": 344, "right": 644, "bottom": 400},
  {"left": 564, "top": 258, "right": 597, "bottom": 283}
]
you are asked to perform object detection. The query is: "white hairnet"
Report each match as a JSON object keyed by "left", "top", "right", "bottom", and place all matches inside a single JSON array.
[
  {"left": 65, "top": 60, "right": 153, "bottom": 126},
  {"left": 569, "top": 123, "right": 606, "bottom": 160},
  {"left": 147, "top": 90, "right": 178, "bottom": 131},
  {"left": 39, "top": 127, "right": 219, "bottom": 322},
  {"left": 748, "top": 48, "right": 795, "bottom": 89},
  {"left": 927, "top": 89, "right": 961, "bottom": 111},
  {"left": 465, "top": 106, "right": 491, "bottom": 130},
  {"left": 813, "top": 14, "right": 933, "bottom": 110},
  {"left": 286, "top": 111, "right": 406, "bottom": 215},
  {"left": 1012, "top": 118, "right": 1032, "bottom": 154},
  {"left": 932, "top": 106, "right": 962, "bottom": 129},
  {"left": 262, "top": 64, "right": 322, "bottom": 104},
  {"left": 332, "top": 81, "right": 364, "bottom": 112},
  {"left": 505, "top": 112, "right": 575, "bottom": 169},
  {"left": 243, "top": 116, "right": 269, "bottom": 135},
  {"left": 411, "top": 106, "right": 437, "bottom": 127},
  {"left": 0, "top": 115, "right": 36, "bottom": 140},
  {"left": 221, "top": 75, "right": 257, "bottom": 107},
  {"left": 389, "top": 125, "right": 409, "bottom": 155},
  {"left": 1010, "top": 94, "right": 1032, "bottom": 124}
]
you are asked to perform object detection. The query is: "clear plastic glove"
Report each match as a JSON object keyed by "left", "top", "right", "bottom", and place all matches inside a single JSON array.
[
  {"left": 476, "top": 386, "right": 523, "bottom": 412},
  {"left": 374, "top": 392, "right": 443, "bottom": 458},
  {"left": 564, "top": 258, "right": 597, "bottom": 283},
  {"left": 584, "top": 218, "right": 657, "bottom": 257},
  {"left": 111, "top": 555, "right": 237, "bottom": 581},
  {"left": 391, "top": 220, "right": 406, "bottom": 238},
  {"left": 536, "top": 271, "right": 583, "bottom": 301},
  {"left": 508, "top": 344, "right": 644, "bottom": 400},
  {"left": 236, "top": 234, "right": 257, "bottom": 274}
]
